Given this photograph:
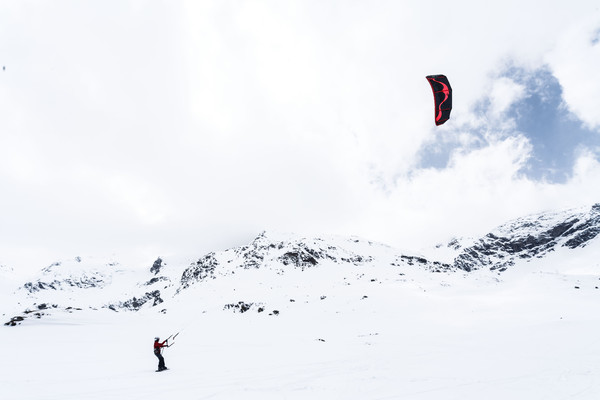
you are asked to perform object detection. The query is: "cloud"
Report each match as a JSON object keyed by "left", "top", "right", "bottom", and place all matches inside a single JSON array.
[
  {"left": 547, "top": 16, "right": 600, "bottom": 130},
  {"left": 355, "top": 136, "right": 535, "bottom": 248},
  {"left": 1, "top": 1, "right": 600, "bottom": 271},
  {"left": 487, "top": 77, "right": 527, "bottom": 121}
]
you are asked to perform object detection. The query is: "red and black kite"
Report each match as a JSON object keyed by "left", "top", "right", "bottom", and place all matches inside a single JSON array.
[{"left": 426, "top": 75, "right": 452, "bottom": 126}]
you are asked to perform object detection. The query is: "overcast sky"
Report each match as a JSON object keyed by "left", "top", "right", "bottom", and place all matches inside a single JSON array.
[{"left": 1, "top": 1, "right": 600, "bottom": 271}]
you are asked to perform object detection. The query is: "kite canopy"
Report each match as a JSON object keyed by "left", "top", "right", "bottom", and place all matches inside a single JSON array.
[{"left": 426, "top": 75, "right": 452, "bottom": 126}]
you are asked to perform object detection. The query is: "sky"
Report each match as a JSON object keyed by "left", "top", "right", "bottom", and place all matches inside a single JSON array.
[{"left": 1, "top": 0, "right": 600, "bottom": 272}]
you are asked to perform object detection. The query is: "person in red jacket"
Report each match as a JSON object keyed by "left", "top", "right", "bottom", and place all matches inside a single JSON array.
[{"left": 153, "top": 337, "right": 169, "bottom": 371}]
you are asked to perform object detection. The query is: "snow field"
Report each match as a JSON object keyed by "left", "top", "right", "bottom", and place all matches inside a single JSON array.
[{"left": 3, "top": 255, "right": 600, "bottom": 400}]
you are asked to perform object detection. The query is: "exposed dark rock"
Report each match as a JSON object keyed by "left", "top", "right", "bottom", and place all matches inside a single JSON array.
[
  {"left": 144, "top": 276, "right": 169, "bottom": 286},
  {"left": 150, "top": 258, "right": 165, "bottom": 275},
  {"left": 42, "top": 262, "right": 61, "bottom": 273},
  {"left": 399, "top": 255, "right": 453, "bottom": 272},
  {"left": 448, "top": 238, "right": 462, "bottom": 250},
  {"left": 179, "top": 253, "right": 219, "bottom": 290},
  {"left": 36, "top": 303, "right": 57, "bottom": 310},
  {"left": 236, "top": 233, "right": 365, "bottom": 272},
  {"left": 562, "top": 212, "right": 600, "bottom": 248},
  {"left": 224, "top": 301, "right": 263, "bottom": 313},
  {"left": 24, "top": 276, "right": 106, "bottom": 293},
  {"left": 279, "top": 249, "right": 319, "bottom": 268},
  {"left": 453, "top": 204, "right": 600, "bottom": 272},
  {"left": 4, "top": 316, "right": 24, "bottom": 326},
  {"left": 238, "top": 245, "right": 265, "bottom": 269},
  {"left": 108, "top": 290, "right": 163, "bottom": 311},
  {"left": 340, "top": 254, "right": 373, "bottom": 264}
]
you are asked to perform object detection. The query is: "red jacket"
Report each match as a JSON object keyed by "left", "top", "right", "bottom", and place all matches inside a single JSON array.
[{"left": 154, "top": 340, "right": 168, "bottom": 354}]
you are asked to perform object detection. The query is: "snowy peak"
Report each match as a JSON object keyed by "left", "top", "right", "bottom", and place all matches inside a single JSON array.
[
  {"left": 454, "top": 204, "right": 600, "bottom": 272},
  {"left": 23, "top": 256, "right": 120, "bottom": 293},
  {"left": 5, "top": 204, "right": 600, "bottom": 326},
  {"left": 10, "top": 256, "right": 181, "bottom": 317},
  {"left": 177, "top": 231, "right": 453, "bottom": 292}
]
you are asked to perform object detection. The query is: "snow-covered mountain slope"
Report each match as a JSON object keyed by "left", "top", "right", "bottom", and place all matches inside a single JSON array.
[
  {"left": 452, "top": 204, "right": 600, "bottom": 272},
  {"left": 3, "top": 231, "right": 458, "bottom": 325},
  {"left": 2, "top": 204, "right": 600, "bottom": 400},
  {"left": 2, "top": 255, "right": 189, "bottom": 325},
  {"left": 4, "top": 203, "right": 600, "bottom": 326}
]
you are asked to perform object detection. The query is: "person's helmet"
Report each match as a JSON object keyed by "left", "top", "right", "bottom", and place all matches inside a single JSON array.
[{"left": 154, "top": 337, "right": 159, "bottom": 341}]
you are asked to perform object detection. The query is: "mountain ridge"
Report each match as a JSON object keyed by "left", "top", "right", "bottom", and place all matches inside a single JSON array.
[{"left": 3, "top": 203, "right": 600, "bottom": 326}]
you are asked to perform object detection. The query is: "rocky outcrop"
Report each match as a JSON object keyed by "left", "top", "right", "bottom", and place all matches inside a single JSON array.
[
  {"left": 23, "top": 258, "right": 116, "bottom": 293},
  {"left": 562, "top": 204, "right": 600, "bottom": 248},
  {"left": 278, "top": 246, "right": 320, "bottom": 268},
  {"left": 399, "top": 255, "right": 453, "bottom": 273},
  {"left": 144, "top": 276, "right": 170, "bottom": 286},
  {"left": 179, "top": 253, "right": 219, "bottom": 290},
  {"left": 224, "top": 301, "right": 265, "bottom": 313},
  {"left": 453, "top": 204, "right": 600, "bottom": 272},
  {"left": 150, "top": 257, "right": 165, "bottom": 275},
  {"left": 23, "top": 276, "right": 106, "bottom": 293},
  {"left": 107, "top": 290, "right": 163, "bottom": 311}
]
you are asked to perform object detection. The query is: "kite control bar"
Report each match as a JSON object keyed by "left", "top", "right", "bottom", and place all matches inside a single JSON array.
[{"left": 164, "top": 331, "right": 181, "bottom": 346}]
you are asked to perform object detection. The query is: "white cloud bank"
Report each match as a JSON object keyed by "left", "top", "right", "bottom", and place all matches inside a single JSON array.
[
  {"left": 547, "top": 16, "right": 600, "bottom": 129},
  {"left": 0, "top": 1, "right": 599, "bottom": 270}
]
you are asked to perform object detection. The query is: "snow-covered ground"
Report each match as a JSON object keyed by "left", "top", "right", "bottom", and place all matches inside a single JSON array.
[{"left": 3, "top": 238, "right": 600, "bottom": 399}]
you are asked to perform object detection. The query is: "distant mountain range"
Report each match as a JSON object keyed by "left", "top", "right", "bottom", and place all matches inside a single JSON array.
[{"left": 3, "top": 204, "right": 599, "bottom": 326}]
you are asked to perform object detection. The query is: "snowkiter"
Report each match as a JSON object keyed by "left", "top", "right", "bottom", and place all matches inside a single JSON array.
[{"left": 154, "top": 337, "right": 169, "bottom": 371}]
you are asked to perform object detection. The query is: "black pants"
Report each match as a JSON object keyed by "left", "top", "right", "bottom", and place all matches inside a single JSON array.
[{"left": 155, "top": 351, "right": 166, "bottom": 370}]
